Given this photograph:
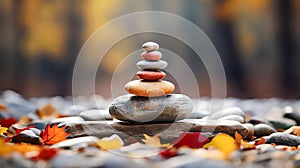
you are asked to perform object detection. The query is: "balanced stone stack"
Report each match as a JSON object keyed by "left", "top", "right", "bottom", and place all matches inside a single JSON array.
[
  {"left": 106, "top": 42, "right": 252, "bottom": 140},
  {"left": 109, "top": 42, "right": 193, "bottom": 123}
]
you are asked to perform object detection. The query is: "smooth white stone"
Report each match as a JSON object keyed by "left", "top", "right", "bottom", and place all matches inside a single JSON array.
[{"left": 142, "top": 42, "right": 159, "bottom": 51}]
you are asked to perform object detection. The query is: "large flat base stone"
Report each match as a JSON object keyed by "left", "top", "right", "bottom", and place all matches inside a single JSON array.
[{"left": 65, "top": 119, "right": 251, "bottom": 143}]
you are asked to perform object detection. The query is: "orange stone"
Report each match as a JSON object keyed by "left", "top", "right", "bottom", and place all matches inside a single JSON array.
[
  {"left": 136, "top": 71, "right": 166, "bottom": 81},
  {"left": 124, "top": 80, "right": 175, "bottom": 97}
]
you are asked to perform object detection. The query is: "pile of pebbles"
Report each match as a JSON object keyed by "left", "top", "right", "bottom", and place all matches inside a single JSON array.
[{"left": 1, "top": 90, "right": 300, "bottom": 167}]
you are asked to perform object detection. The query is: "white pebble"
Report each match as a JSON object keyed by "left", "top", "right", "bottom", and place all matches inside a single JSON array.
[{"left": 142, "top": 42, "right": 159, "bottom": 51}]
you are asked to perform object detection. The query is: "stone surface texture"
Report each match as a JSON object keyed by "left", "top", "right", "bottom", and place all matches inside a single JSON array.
[{"left": 109, "top": 94, "right": 192, "bottom": 123}]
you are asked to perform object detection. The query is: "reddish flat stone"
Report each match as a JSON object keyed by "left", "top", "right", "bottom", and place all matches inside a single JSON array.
[
  {"left": 141, "top": 51, "right": 162, "bottom": 61},
  {"left": 136, "top": 71, "right": 166, "bottom": 81}
]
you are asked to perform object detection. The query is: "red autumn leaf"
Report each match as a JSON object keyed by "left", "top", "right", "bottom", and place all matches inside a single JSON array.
[
  {"left": 0, "top": 118, "right": 17, "bottom": 127},
  {"left": 31, "top": 148, "right": 58, "bottom": 161},
  {"left": 172, "top": 132, "right": 210, "bottom": 149},
  {"left": 41, "top": 124, "right": 69, "bottom": 145},
  {"left": 159, "top": 148, "right": 177, "bottom": 158},
  {"left": 15, "top": 126, "right": 36, "bottom": 135}
]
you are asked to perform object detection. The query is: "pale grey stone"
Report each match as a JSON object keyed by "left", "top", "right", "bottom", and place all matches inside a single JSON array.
[
  {"left": 136, "top": 60, "right": 168, "bottom": 71},
  {"left": 80, "top": 109, "right": 112, "bottom": 121},
  {"left": 109, "top": 94, "right": 193, "bottom": 123}
]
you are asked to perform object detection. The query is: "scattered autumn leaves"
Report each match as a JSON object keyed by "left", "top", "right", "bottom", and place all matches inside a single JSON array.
[
  {"left": 1, "top": 101, "right": 300, "bottom": 164},
  {"left": 0, "top": 104, "right": 68, "bottom": 161}
]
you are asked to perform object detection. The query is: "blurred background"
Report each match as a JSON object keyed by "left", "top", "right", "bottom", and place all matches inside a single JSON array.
[{"left": 0, "top": 0, "right": 299, "bottom": 99}]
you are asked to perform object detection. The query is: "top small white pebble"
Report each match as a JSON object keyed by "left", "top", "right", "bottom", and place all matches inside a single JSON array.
[{"left": 142, "top": 42, "right": 159, "bottom": 51}]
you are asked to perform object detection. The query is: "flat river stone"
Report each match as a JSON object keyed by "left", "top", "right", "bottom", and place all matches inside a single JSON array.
[
  {"left": 109, "top": 94, "right": 193, "bottom": 123},
  {"left": 136, "top": 60, "right": 168, "bottom": 71},
  {"left": 64, "top": 119, "right": 251, "bottom": 142}
]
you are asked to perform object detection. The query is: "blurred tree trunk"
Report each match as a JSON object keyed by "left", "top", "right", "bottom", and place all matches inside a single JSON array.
[
  {"left": 277, "top": 0, "right": 296, "bottom": 97},
  {"left": 212, "top": 0, "right": 247, "bottom": 97},
  {"left": 60, "top": 0, "right": 82, "bottom": 96},
  {"left": 13, "top": 0, "right": 27, "bottom": 94}
]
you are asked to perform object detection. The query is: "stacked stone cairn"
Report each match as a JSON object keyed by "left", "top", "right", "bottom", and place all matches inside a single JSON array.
[
  {"left": 107, "top": 42, "right": 252, "bottom": 141},
  {"left": 109, "top": 42, "right": 193, "bottom": 123}
]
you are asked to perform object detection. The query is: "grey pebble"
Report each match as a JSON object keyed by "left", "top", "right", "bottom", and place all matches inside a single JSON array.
[
  {"left": 265, "top": 132, "right": 300, "bottom": 146},
  {"left": 28, "top": 121, "right": 47, "bottom": 130},
  {"left": 178, "top": 159, "right": 232, "bottom": 168},
  {"left": 12, "top": 130, "right": 42, "bottom": 145},
  {"left": 80, "top": 109, "right": 112, "bottom": 121},
  {"left": 254, "top": 124, "right": 277, "bottom": 138},
  {"left": 50, "top": 116, "right": 84, "bottom": 126},
  {"left": 209, "top": 107, "right": 244, "bottom": 119},
  {"left": 136, "top": 60, "right": 168, "bottom": 71},
  {"left": 268, "top": 119, "right": 296, "bottom": 130},
  {"left": 219, "top": 115, "right": 245, "bottom": 123},
  {"left": 62, "top": 105, "right": 87, "bottom": 116},
  {"left": 249, "top": 117, "right": 273, "bottom": 126}
]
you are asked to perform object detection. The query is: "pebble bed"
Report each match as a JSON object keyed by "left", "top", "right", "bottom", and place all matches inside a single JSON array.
[{"left": 1, "top": 90, "right": 300, "bottom": 168}]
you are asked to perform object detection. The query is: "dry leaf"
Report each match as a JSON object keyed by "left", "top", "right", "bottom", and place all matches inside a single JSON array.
[
  {"left": 98, "top": 134, "right": 123, "bottom": 150},
  {"left": 159, "top": 148, "right": 177, "bottom": 158},
  {"left": 0, "top": 118, "right": 17, "bottom": 127},
  {"left": 0, "top": 101, "right": 7, "bottom": 111},
  {"left": 235, "top": 131, "right": 242, "bottom": 145},
  {"left": 0, "top": 139, "right": 41, "bottom": 156},
  {"left": 0, "top": 139, "right": 14, "bottom": 156},
  {"left": 173, "top": 132, "right": 210, "bottom": 149},
  {"left": 41, "top": 124, "right": 69, "bottom": 145},
  {"left": 204, "top": 134, "right": 238, "bottom": 158},
  {"left": 254, "top": 137, "right": 266, "bottom": 146},
  {"left": 13, "top": 143, "right": 41, "bottom": 155},
  {"left": 0, "top": 125, "right": 8, "bottom": 135},
  {"left": 241, "top": 141, "right": 256, "bottom": 150},
  {"left": 36, "top": 104, "right": 60, "bottom": 120},
  {"left": 142, "top": 134, "right": 172, "bottom": 148},
  {"left": 284, "top": 126, "right": 300, "bottom": 136},
  {"left": 235, "top": 132, "right": 255, "bottom": 150},
  {"left": 31, "top": 148, "right": 58, "bottom": 161}
]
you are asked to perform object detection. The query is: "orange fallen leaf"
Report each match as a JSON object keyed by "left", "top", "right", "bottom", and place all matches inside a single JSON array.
[
  {"left": 284, "top": 126, "right": 300, "bottom": 136},
  {"left": 97, "top": 134, "right": 123, "bottom": 150},
  {"left": 0, "top": 125, "right": 8, "bottom": 135},
  {"left": 0, "top": 139, "right": 14, "bottom": 156},
  {"left": 142, "top": 134, "right": 172, "bottom": 148},
  {"left": 173, "top": 132, "right": 210, "bottom": 149},
  {"left": 36, "top": 104, "right": 61, "bottom": 120},
  {"left": 0, "top": 139, "right": 41, "bottom": 156},
  {"left": 41, "top": 124, "right": 69, "bottom": 145},
  {"left": 235, "top": 132, "right": 255, "bottom": 150},
  {"left": 0, "top": 101, "right": 7, "bottom": 111},
  {"left": 204, "top": 134, "right": 238, "bottom": 158},
  {"left": 254, "top": 137, "right": 266, "bottom": 146},
  {"left": 235, "top": 131, "right": 242, "bottom": 146},
  {"left": 13, "top": 143, "right": 41, "bottom": 155}
]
